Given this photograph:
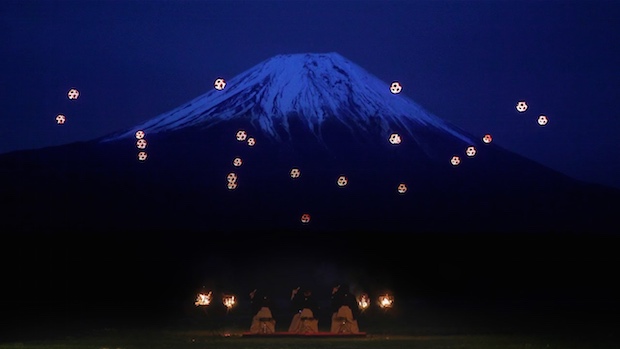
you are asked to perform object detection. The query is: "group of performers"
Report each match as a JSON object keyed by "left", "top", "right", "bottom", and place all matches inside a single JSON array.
[{"left": 248, "top": 283, "right": 361, "bottom": 334}]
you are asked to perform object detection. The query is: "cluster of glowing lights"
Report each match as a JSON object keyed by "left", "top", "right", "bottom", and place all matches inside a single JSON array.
[
  {"left": 300, "top": 213, "right": 311, "bottom": 224},
  {"left": 227, "top": 172, "right": 238, "bottom": 190},
  {"left": 233, "top": 157, "right": 243, "bottom": 167},
  {"left": 222, "top": 294, "right": 236, "bottom": 309},
  {"left": 290, "top": 168, "right": 301, "bottom": 179},
  {"left": 450, "top": 155, "right": 461, "bottom": 166},
  {"left": 357, "top": 293, "right": 370, "bottom": 311},
  {"left": 337, "top": 175, "right": 348, "bottom": 187},
  {"left": 516, "top": 100, "right": 528, "bottom": 112},
  {"left": 67, "top": 88, "right": 79, "bottom": 100},
  {"left": 135, "top": 130, "right": 148, "bottom": 162},
  {"left": 214, "top": 78, "right": 226, "bottom": 91},
  {"left": 538, "top": 115, "right": 549, "bottom": 126},
  {"left": 390, "top": 81, "right": 402, "bottom": 94},
  {"left": 482, "top": 134, "right": 493, "bottom": 144},
  {"left": 397, "top": 183, "right": 407, "bottom": 194},
  {"left": 56, "top": 114, "right": 66, "bottom": 125},
  {"left": 195, "top": 291, "right": 213, "bottom": 306},
  {"left": 378, "top": 294, "right": 394, "bottom": 309},
  {"left": 388, "top": 133, "right": 401, "bottom": 145}
]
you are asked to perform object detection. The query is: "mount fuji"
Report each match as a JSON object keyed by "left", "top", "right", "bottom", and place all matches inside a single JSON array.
[{"left": 1, "top": 52, "right": 618, "bottom": 236}]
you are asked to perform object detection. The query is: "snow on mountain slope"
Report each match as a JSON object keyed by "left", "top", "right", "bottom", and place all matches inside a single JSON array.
[{"left": 100, "top": 52, "right": 475, "bottom": 147}]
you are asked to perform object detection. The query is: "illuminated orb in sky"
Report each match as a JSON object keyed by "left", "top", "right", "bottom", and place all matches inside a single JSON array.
[
  {"left": 137, "top": 151, "right": 148, "bottom": 162},
  {"left": 227, "top": 172, "right": 237, "bottom": 183},
  {"left": 388, "top": 133, "right": 401, "bottom": 145},
  {"left": 482, "top": 134, "right": 492, "bottom": 144},
  {"left": 450, "top": 155, "right": 461, "bottom": 166},
  {"left": 227, "top": 182, "right": 237, "bottom": 190},
  {"left": 55, "top": 114, "right": 66, "bottom": 125},
  {"left": 136, "top": 139, "right": 147, "bottom": 150},
  {"left": 390, "top": 81, "right": 402, "bottom": 94},
  {"left": 236, "top": 130, "right": 247, "bottom": 141},
  {"left": 397, "top": 183, "right": 407, "bottom": 194},
  {"left": 300, "top": 213, "right": 311, "bottom": 224},
  {"left": 337, "top": 175, "right": 348, "bottom": 187},
  {"left": 515, "top": 100, "right": 528, "bottom": 112},
  {"left": 214, "top": 78, "right": 226, "bottom": 91},
  {"left": 232, "top": 157, "right": 242, "bottom": 167},
  {"left": 465, "top": 146, "right": 476, "bottom": 157},
  {"left": 67, "top": 88, "right": 79, "bottom": 100},
  {"left": 290, "top": 168, "right": 301, "bottom": 179},
  {"left": 538, "top": 115, "right": 549, "bottom": 126},
  {"left": 247, "top": 137, "right": 256, "bottom": 146},
  {"left": 135, "top": 130, "right": 145, "bottom": 139}
]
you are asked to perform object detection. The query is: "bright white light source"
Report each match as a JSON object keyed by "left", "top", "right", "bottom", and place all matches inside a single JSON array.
[
  {"left": 233, "top": 157, "right": 242, "bottom": 167},
  {"left": 388, "top": 133, "right": 401, "bottom": 145},
  {"left": 236, "top": 130, "right": 247, "bottom": 141},
  {"left": 222, "top": 295, "right": 236, "bottom": 309},
  {"left": 358, "top": 293, "right": 370, "bottom": 311},
  {"left": 450, "top": 156, "right": 461, "bottom": 166},
  {"left": 337, "top": 175, "right": 348, "bottom": 187},
  {"left": 247, "top": 137, "right": 255, "bottom": 146},
  {"left": 227, "top": 172, "right": 237, "bottom": 183},
  {"left": 482, "top": 134, "right": 492, "bottom": 144},
  {"left": 465, "top": 146, "right": 476, "bottom": 157},
  {"left": 227, "top": 182, "right": 237, "bottom": 190},
  {"left": 136, "top": 139, "right": 147, "bottom": 150},
  {"left": 135, "top": 130, "right": 145, "bottom": 139},
  {"left": 300, "top": 213, "right": 311, "bottom": 224},
  {"left": 214, "top": 78, "right": 226, "bottom": 91},
  {"left": 55, "top": 114, "right": 66, "bottom": 125},
  {"left": 290, "top": 168, "right": 301, "bottom": 179},
  {"left": 195, "top": 291, "right": 212, "bottom": 306},
  {"left": 390, "top": 81, "right": 402, "bottom": 94},
  {"left": 137, "top": 151, "right": 148, "bottom": 162},
  {"left": 516, "top": 101, "right": 528, "bottom": 112},
  {"left": 538, "top": 115, "right": 548, "bottom": 126},
  {"left": 67, "top": 88, "right": 79, "bottom": 100},
  {"left": 378, "top": 294, "right": 394, "bottom": 309}
]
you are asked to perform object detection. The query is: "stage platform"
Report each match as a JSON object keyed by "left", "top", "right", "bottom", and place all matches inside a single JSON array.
[{"left": 241, "top": 332, "right": 367, "bottom": 338}]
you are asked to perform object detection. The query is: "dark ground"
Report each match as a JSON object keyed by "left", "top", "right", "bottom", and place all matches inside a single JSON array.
[{"left": 2, "top": 230, "right": 619, "bottom": 343}]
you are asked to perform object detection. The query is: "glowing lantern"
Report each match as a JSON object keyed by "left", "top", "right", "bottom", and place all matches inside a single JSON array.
[
  {"left": 233, "top": 157, "right": 242, "bottom": 167},
  {"left": 482, "top": 134, "right": 492, "bottom": 144},
  {"left": 195, "top": 291, "right": 212, "bottom": 306},
  {"left": 236, "top": 130, "right": 247, "bottom": 141},
  {"left": 300, "top": 213, "right": 311, "bottom": 224},
  {"left": 538, "top": 115, "right": 548, "bottom": 126},
  {"left": 388, "top": 133, "right": 401, "bottom": 145},
  {"left": 67, "top": 88, "right": 79, "bottom": 100},
  {"left": 136, "top": 139, "right": 147, "bottom": 150},
  {"left": 222, "top": 295, "right": 236, "bottom": 309},
  {"left": 135, "top": 130, "right": 145, "bottom": 139},
  {"left": 358, "top": 293, "right": 370, "bottom": 311},
  {"left": 390, "top": 81, "right": 402, "bottom": 94},
  {"left": 378, "top": 294, "right": 394, "bottom": 309},
  {"left": 55, "top": 114, "right": 66, "bottom": 125},
  {"left": 515, "top": 100, "right": 528, "bottom": 112},
  {"left": 137, "top": 151, "right": 148, "bottom": 161},
  {"left": 397, "top": 183, "right": 407, "bottom": 194},
  {"left": 247, "top": 137, "right": 256, "bottom": 146},
  {"left": 337, "top": 175, "right": 348, "bottom": 187},
  {"left": 214, "top": 78, "right": 226, "bottom": 91},
  {"left": 450, "top": 156, "right": 461, "bottom": 166},
  {"left": 290, "top": 168, "right": 301, "bottom": 179},
  {"left": 227, "top": 182, "right": 237, "bottom": 190},
  {"left": 465, "top": 146, "right": 476, "bottom": 157},
  {"left": 227, "top": 172, "right": 237, "bottom": 183}
]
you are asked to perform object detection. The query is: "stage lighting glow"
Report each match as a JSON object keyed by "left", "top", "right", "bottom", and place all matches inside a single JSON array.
[
  {"left": 135, "top": 130, "right": 145, "bottom": 139},
  {"left": 300, "top": 213, "right": 311, "bottom": 223},
  {"left": 195, "top": 291, "right": 212, "bottom": 306},
  {"left": 378, "top": 294, "right": 394, "bottom": 309},
  {"left": 482, "top": 134, "right": 492, "bottom": 144},
  {"left": 337, "top": 175, "right": 348, "bottom": 187},
  {"left": 397, "top": 183, "right": 407, "bottom": 194},
  {"left": 290, "top": 168, "right": 301, "bottom": 179},
  {"left": 358, "top": 293, "right": 370, "bottom": 311},
  {"left": 516, "top": 100, "right": 528, "bottom": 112},
  {"left": 222, "top": 295, "right": 236, "bottom": 309}
]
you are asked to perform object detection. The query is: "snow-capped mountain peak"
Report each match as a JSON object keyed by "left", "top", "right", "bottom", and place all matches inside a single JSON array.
[{"left": 100, "top": 52, "right": 474, "bottom": 145}]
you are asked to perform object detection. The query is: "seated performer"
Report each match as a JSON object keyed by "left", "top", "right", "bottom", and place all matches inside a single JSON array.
[
  {"left": 330, "top": 283, "right": 360, "bottom": 333},
  {"left": 287, "top": 286, "right": 320, "bottom": 333},
  {"left": 249, "top": 288, "right": 276, "bottom": 334}
]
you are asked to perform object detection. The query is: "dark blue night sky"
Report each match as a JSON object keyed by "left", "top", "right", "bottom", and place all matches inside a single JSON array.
[{"left": 1, "top": 0, "right": 619, "bottom": 190}]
